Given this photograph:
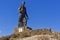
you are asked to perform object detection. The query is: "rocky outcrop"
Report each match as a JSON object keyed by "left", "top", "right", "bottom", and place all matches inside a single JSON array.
[
  {"left": 0, "top": 28, "right": 60, "bottom": 40},
  {"left": 10, "top": 35, "right": 60, "bottom": 40}
]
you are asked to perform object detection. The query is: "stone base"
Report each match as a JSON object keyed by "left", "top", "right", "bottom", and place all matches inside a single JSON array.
[{"left": 14, "top": 26, "right": 32, "bottom": 34}]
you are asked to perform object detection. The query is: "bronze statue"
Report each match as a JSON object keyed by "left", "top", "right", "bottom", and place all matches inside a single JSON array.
[{"left": 18, "top": 1, "right": 28, "bottom": 27}]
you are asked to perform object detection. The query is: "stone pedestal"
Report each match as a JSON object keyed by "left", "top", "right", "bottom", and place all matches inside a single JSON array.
[{"left": 14, "top": 26, "right": 32, "bottom": 34}]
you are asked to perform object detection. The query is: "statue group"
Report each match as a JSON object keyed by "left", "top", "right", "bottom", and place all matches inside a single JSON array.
[{"left": 18, "top": 1, "right": 29, "bottom": 27}]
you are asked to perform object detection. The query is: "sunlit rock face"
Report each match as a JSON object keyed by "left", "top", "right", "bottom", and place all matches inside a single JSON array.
[
  {"left": 0, "top": 29, "right": 60, "bottom": 40},
  {"left": 18, "top": 28, "right": 23, "bottom": 32},
  {"left": 10, "top": 35, "right": 60, "bottom": 40}
]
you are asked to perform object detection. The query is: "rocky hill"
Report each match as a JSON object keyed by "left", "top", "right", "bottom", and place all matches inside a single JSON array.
[{"left": 0, "top": 28, "right": 60, "bottom": 40}]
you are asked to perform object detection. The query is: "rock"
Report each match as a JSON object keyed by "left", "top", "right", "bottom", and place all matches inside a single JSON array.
[{"left": 0, "top": 28, "right": 60, "bottom": 40}]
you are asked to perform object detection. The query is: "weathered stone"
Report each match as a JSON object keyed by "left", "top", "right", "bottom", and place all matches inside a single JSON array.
[{"left": 0, "top": 28, "right": 60, "bottom": 40}]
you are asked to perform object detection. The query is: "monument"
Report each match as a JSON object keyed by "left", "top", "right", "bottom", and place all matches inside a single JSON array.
[
  {"left": 14, "top": 1, "right": 32, "bottom": 33},
  {"left": 0, "top": 1, "right": 60, "bottom": 40},
  {"left": 18, "top": 1, "right": 28, "bottom": 27}
]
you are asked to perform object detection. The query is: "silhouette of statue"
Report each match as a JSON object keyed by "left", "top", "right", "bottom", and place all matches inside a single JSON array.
[{"left": 18, "top": 1, "right": 28, "bottom": 27}]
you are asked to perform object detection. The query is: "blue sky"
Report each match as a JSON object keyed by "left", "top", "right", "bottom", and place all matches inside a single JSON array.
[{"left": 0, "top": 0, "right": 60, "bottom": 37}]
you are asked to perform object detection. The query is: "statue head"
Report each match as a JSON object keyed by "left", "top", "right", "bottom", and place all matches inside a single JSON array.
[{"left": 21, "top": 1, "right": 25, "bottom": 7}]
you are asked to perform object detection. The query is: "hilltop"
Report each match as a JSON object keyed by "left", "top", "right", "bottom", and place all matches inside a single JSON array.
[{"left": 0, "top": 28, "right": 60, "bottom": 40}]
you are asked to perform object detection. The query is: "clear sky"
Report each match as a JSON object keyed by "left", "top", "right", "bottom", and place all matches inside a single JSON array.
[{"left": 0, "top": 0, "right": 60, "bottom": 37}]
